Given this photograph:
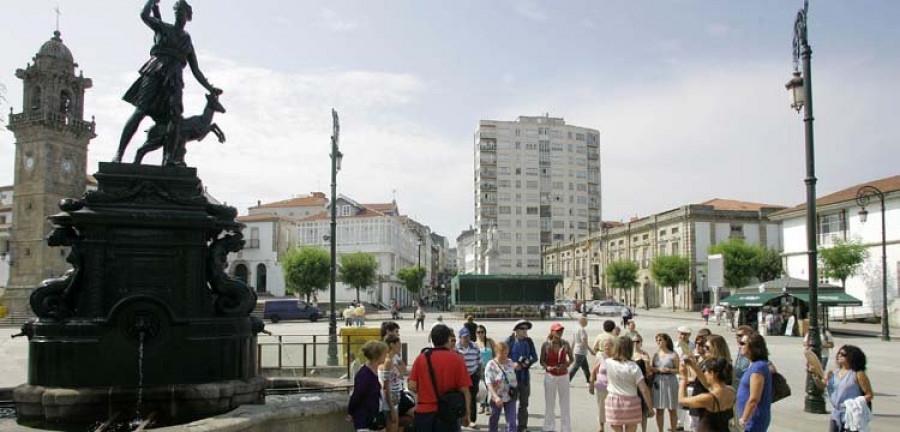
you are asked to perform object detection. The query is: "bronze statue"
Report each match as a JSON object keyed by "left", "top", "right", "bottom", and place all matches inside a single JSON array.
[
  {"left": 133, "top": 91, "right": 226, "bottom": 165},
  {"left": 115, "top": 0, "right": 222, "bottom": 166}
]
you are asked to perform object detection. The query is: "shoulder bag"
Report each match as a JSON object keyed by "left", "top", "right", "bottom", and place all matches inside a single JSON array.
[
  {"left": 491, "top": 360, "right": 518, "bottom": 400},
  {"left": 425, "top": 348, "right": 466, "bottom": 423},
  {"left": 771, "top": 371, "right": 791, "bottom": 403}
]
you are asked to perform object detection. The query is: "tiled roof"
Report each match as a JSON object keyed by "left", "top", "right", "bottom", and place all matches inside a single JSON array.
[
  {"left": 299, "top": 207, "right": 392, "bottom": 222},
  {"left": 236, "top": 213, "right": 285, "bottom": 223},
  {"left": 87, "top": 174, "right": 97, "bottom": 185},
  {"left": 364, "top": 202, "right": 398, "bottom": 213},
  {"left": 770, "top": 174, "right": 900, "bottom": 218},
  {"left": 253, "top": 193, "right": 328, "bottom": 209},
  {"left": 698, "top": 198, "right": 786, "bottom": 212}
]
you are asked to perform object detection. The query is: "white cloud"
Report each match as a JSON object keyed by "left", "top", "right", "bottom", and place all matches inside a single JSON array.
[
  {"left": 509, "top": 0, "right": 547, "bottom": 21},
  {"left": 318, "top": 8, "right": 359, "bottom": 32}
]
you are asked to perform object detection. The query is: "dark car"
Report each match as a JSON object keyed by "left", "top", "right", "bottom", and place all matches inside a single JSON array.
[{"left": 263, "top": 299, "right": 320, "bottom": 323}]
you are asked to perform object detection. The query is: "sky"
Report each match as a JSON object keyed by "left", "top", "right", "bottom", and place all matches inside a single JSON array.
[{"left": 0, "top": 1, "right": 897, "bottom": 246}]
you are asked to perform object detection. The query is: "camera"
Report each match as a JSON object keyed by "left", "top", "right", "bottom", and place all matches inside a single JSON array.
[{"left": 517, "top": 356, "right": 533, "bottom": 368}]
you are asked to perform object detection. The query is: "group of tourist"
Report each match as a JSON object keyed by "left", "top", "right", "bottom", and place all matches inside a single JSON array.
[
  {"left": 347, "top": 313, "right": 875, "bottom": 432},
  {"left": 343, "top": 302, "right": 368, "bottom": 327}
]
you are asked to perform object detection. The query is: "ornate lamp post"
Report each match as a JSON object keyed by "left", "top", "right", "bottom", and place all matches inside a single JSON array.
[
  {"left": 786, "top": 0, "right": 826, "bottom": 414},
  {"left": 328, "top": 109, "right": 343, "bottom": 366},
  {"left": 698, "top": 270, "right": 706, "bottom": 310},
  {"left": 856, "top": 185, "right": 890, "bottom": 341}
]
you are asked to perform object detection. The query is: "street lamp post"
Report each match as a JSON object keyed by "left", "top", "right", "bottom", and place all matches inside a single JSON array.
[
  {"left": 698, "top": 270, "right": 706, "bottom": 310},
  {"left": 643, "top": 276, "right": 650, "bottom": 311},
  {"left": 786, "top": 0, "right": 826, "bottom": 414},
  {"left": 328, "top": 109, "right": 343, "bottom": 366},
  {"left": 856, "top": 185, "right": 890, "bottom": 341}
]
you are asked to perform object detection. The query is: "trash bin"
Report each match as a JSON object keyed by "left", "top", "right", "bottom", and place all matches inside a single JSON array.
[{"left": 339, "top": 326, "right": 381, "bottom": 366}]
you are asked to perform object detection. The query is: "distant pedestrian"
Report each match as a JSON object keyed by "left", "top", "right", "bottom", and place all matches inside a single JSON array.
[
  {"left": 736, "top": 333, "right": 773, "bottom": 432},
  {"left": 592, "top": 320, "right": 617, "bottom": 355},
  {"left": 415, "top": 306, "right": 426, "bottom": 331},
  {"left": 818, "top": 345, "right": 874, "bottom": 432},
  {"left": 701, "top": 306, "right": 711, "bottom": 326},
  {"left": 604, "top": 336, "right": 654, "bottom": 431},
  {"left": 484, "top": 341, "right": 518, "bottom": 432},
  {"left": 621, "top": 306, "right": 633, "bottom": 327},
  {"left": 343, "top": 305, "right": 354, "bottom": 327},
  {"left": 714, "top": 304, "right": 724, "bottom": 326},
  {"left": 569, "top": 316, "right": 594, "bottom": 384},
  {"left": 623, "top": 320, "right": 638, "bottom": 340},
  {"left": 348, "top": 340, "right": 389, "bottom": 431},
  {"left": 354, "top": 303, "right": 366, "bottom": 326},
  {"left": 540, "top": 323, "right": 573, "bottom": 432},
  {"left": 507, "top": 320, "right": 538, "bottom": 432}
]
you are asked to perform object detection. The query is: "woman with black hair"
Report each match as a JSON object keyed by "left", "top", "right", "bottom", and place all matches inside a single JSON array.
[
  {"left": 678, "top": 357, "right": 735, "bottom": 432},
  {"left": 820, "top": 345, "right": 874, "bottom": 432},
  {"left": 736, "top": 333, "right": 772, "bottom": 432}
]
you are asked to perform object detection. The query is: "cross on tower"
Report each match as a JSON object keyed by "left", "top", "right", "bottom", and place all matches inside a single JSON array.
[{"left": 54, "top": 5, "right": 61, "bottom": 32}]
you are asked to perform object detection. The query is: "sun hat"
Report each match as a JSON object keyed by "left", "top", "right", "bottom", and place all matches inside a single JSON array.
[
  {"left": 550, "top": 323, "right": 565, "bottom": 332},
  {"left": 677, "top": 325, "right": 692, "bottom": 334},
  {"left": 513, "top": 319, "right": 533, "bottom": 331}
]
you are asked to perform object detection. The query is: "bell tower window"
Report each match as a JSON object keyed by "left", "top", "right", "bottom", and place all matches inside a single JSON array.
[
  {"left": 60, "top": 90, "right": 72, "bottom": 114},
  {"left": 31, "top": 86, "right": 42, "bottom": 111}
]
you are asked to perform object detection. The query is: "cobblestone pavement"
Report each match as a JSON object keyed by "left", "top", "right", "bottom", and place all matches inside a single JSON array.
[{"left": 1, "top": 310, "right": 895, "bottom": 431}]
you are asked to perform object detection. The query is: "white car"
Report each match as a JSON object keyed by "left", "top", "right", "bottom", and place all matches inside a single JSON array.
[{"left": 590, "top": 301, "right": 628, "bottom": 316}]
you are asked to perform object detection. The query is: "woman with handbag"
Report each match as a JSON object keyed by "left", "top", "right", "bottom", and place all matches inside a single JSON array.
[
  {"left": 485, "top": 341, "right": 518, "bottom": 432},
  {"left": 349, "top": 340, "right": 389, "bottom": 431},
  {"left": 476, "top": 324, "right": 497, "bottom": 415}
]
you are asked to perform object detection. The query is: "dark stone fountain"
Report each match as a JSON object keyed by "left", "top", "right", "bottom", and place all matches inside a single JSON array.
[
  {"left": 14, "top": 163, "right": 265, "bottom": 428},
  {"left": 13, "top": 1, "right": 266, "bottom": 428}
]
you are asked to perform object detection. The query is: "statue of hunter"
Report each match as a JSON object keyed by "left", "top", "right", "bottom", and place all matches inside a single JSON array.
[{"left": 115, "top": 0, "right": 222, "bottom": 166}]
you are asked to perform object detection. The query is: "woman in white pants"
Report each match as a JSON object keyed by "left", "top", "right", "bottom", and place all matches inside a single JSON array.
[{"left": 540, "top": 323, "right": 573, "bottom": 432}]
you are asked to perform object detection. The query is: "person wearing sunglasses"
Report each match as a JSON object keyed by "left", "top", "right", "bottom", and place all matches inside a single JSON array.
[
  {"left": 476, "top": 325, "right": 497, "bottom": 415},
  {"left": 736, "top": 333, "right": 773, "bottom": 432},
  {"left": 650, "top": 333, "right": 679, "bottom": 432},
  {"left": 732, "top": 325, "right": 755, "bottom": 388},
  {"left": 506, "top": 320, "right": 537, "bottom": 432},
  {"left": 677, "top": 357, "right": 735, "bottom": 432},
  {"left": 819, "top": 345, "right": 874, "bottom": 432}
]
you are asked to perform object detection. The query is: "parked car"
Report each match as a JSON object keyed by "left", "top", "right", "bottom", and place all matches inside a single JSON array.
[
  {"left": 264, "top": 299, "right": 320, "bottom": 323},
  {"left": 590, "top": 301, "right": 628, "bottom": 316}
]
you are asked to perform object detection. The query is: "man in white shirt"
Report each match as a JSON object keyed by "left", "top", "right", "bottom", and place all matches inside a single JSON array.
[{"left": 568, "top": 316, "right": 594, "bottom": 383}]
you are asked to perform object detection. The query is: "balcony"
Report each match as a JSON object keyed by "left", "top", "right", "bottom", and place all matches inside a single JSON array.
[
  {"left": 8, "top": 110, "right": 96, "bottom": 138},
  {"left": 479, "top": 142, "right": 497, "bottom": 152}
]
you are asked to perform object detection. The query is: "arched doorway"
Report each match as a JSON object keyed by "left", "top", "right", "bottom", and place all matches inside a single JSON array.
[
  {"left": 256, "top": 264, "right": 267, "bottom": 294},
  {"left": 234, "top": 264, "right": 248, "bottom": 285}
]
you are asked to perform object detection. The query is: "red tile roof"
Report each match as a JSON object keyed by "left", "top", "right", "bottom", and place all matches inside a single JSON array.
[
  {"left": 698, "top": 198, "right": 786, "bottom": 212},
  {"left": 252, "top": 193, "right": 328, "bottom": 209},
  {"left": 236, "top": 213, "right": 285, "bottom": 223},
  {"left": 771, "top": 174, "right": 900, "bottom": 218}
]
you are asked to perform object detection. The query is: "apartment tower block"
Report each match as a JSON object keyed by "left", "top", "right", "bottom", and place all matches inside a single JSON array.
[{"left": 474, "top": 115, "right": 600, "bottom": 274}]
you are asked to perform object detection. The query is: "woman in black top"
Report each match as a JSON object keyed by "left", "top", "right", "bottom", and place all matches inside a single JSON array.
[{"left": 678, "top": 358, "right": 735, "bottom": 432}]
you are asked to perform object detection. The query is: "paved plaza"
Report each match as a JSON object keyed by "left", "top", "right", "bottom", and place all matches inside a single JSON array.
[{"left": 1, "top": 310, "right": 896, "bottom": 431}]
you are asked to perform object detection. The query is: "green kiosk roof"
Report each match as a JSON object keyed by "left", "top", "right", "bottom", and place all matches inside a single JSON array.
[
  {"left": 789, "top": 292, "right": 863, "bottom": 307},
  {"left": 720, "top": 292, "right": 779, "bottom": 307}
]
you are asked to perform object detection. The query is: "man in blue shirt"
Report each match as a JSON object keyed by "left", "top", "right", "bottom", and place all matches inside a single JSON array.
[{"left": 507, "top": 320, "right": 537, "bottom": 432}]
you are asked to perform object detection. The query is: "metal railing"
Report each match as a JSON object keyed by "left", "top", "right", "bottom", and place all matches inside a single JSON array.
[{"left": 256, "top": 334, "right": 408, "bottom": 378}]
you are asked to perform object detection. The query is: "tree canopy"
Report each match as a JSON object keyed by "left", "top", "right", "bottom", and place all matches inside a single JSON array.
[
  {"left": 820, "top": 238, "right": 869, "bottom": 288},
  {"left": 650, "top": 254, "right": 691, "bottom": 311},
  {"left": 757, "top": 247, "right": 784, "bottom": 282},
  {"left": 280, "top": 246, "right": 330, "bottom": 301},
  {"left": 708, "top": 238, "right": 762, "bottom": 288},
  {"left": 606, "top": 260, "right": 639, "bottom": 305},
  {"left": 396, "top": 266, "right": 427, "bottom": 296},
  {"left": 339, "top": 252, "right": 379, "bottom": 303}
]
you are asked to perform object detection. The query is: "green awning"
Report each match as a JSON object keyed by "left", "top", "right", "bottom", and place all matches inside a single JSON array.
[
  {"left": 720, "top": 292, "right": 779, "bottom": 307},
  {"left": 789, "top": 292, "right": 863, "bottom": 307}
]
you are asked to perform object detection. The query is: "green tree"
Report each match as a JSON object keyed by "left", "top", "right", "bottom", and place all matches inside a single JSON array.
[
  {"left": 650, "top": 254, "right": 691, "bottom": 311},
  {"left": 280, "top": 246, "right": 330, "bottom": 302},
  {"left": 606, "top": 260, "right": 640, "bottom": 307},
  {"left": 757, "top": 247, "right": 784, "bottom": 282},
  {"left": 396, "top": 266, "right": 427, "bottom": 297},
  {"left": 708, "top": 238, "right": 760, "bottom": 288},
  {"left": 338, "top": 252, "right": 379, "bottom": 303},
  {"left": 820, "top": 238, "right": 869, "bottom": 290}
]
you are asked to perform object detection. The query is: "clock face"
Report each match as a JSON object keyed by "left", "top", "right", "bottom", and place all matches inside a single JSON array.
[
  {"left": 61, "top": 159, "right": 74, "bottom": 173},
  {"left": 25, "top": 156, "right": 35, "bottom": 171}
]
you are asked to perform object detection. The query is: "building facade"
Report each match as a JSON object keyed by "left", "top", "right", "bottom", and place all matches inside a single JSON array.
[
  {"left": 543, "top": 199, "right": 785, "bottom": 310},
  {"left": 1, "top": 31, "right": 96, "bottom": 315},
  {"left": 474, "top": 115, "right": 601, "bottom": 275},
  {"left": 231, "top": 194, "right": 447, "bottom": 307},
  {"left": 769, "top": 175, "right": 899, "bottom": 322}
]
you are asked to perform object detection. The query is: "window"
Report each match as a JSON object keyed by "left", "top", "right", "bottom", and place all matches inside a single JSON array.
[
  {"left": 818, "top": 211, "right": 846, "bottom": 244},
  {"left": 526, "top": 206, "right": 539, "bottom": 215},
  {"left": 248, "top": 227, "right": 260, "bottom": 249},
  {"left": 730, "top": 224, "right": 744, "bottom": 239},
  {"left": 671, "top": 242, "right": 680, "bottom": 255},
  {"left": 671, "top": 227, "right": 679, "bottom": 234},
  {"left": 499, "top": 206, "right": 511, "bottom": 215}
]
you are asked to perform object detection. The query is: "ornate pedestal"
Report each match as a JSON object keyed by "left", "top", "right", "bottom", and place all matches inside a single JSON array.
[{"left": 15, "top": 163, "right": 265, "bottom": 428}]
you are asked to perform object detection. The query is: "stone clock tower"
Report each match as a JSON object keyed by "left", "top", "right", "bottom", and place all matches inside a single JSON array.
[{"left": 3, "top": 31, "right": 95, "bottom": 315}]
